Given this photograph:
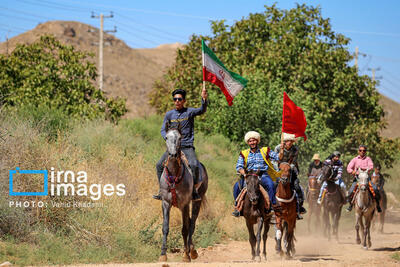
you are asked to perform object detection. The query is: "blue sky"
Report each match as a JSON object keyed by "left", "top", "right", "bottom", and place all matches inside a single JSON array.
[{"left": 1, "top": 0, "right": 399, "bottom": 103}]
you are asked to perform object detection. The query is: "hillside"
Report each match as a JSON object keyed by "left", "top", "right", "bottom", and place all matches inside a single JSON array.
[
  {"left": 0, "top": 20, "right": 399, "bottom": 138},
  {"left": 0, "top": 21, "right": 182, "bottom": 117},
  {"left": 380, "top": 95, "right": 400, "bottom": 138}
]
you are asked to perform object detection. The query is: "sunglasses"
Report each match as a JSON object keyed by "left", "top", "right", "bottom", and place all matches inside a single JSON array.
[
  {"left": 359, "top": 149, "right": 367, "bottom": 152},
  {"left": 173, "top": 97, "right": 183, "bottom": 102}
]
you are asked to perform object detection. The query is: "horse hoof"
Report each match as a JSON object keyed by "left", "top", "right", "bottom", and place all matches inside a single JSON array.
[
  {"left": 190, "top": 249, "right": 198, "bottom": 260},
  {"left": 356, "top": 239, "right": 361, "bottom": 245},
  {"left": 159, "top": 255, "right": 167, "bottom": 262},
  {"left": 182, "top": 254, "right": 191, "bottom": 262},
  {"left": 363, "top": 246, "right": 368, "bottom": 250},
  {"left": 255, "top": 256, "right": 261, "bottom": 262}
]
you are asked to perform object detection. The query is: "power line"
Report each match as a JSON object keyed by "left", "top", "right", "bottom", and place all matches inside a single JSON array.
[
  {"left": 50, "top": 0, "right": 222, "bottom": 20},
  {"left": 0, "top": 6, "right": 56, "bottom": 20},
  {"left": 114, "top": 12, "right": 187, "bottom": 40},
  {"left": 340, "top": 29, "right": 400, "bottom": 38},
  {"left": 0, "top": 12, "right": 43, "bottom": 23}
]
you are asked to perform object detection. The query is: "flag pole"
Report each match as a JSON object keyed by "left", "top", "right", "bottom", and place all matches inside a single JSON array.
[{"left": 202, "top": 40, "right": 206, "bottom": 93}]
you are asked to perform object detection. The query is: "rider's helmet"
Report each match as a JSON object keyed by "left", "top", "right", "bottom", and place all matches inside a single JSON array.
[{"left": 332, "top": 151, "right": 341, "bottom": 157}]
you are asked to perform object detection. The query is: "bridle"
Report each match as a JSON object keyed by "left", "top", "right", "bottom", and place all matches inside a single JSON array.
[{"left": 276, "top": 162, "right": 296, "bottom": 203}]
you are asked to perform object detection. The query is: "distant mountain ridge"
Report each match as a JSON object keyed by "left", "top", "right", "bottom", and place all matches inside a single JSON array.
[
  {"left": 0, "top": 20, "right": 182, "bottom": 117},
  {"left": 0, "top": 20, "right": 399, "bottom": 138}
]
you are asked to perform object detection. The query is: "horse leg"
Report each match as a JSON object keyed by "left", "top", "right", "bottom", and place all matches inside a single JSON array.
[
  {"left": 262, "top": 216, "right": 270, "bottom": 260},
  {"left": 246, "top": 219, "right": 256, "bottom": 260},
  {"left": 326, "top": 210, "right": 331, "bottom": 241},
  {"left": 355, "top": 212, "right": 361, "bottom": 245},
  {"left": 159, "top": 200, "right": 171, "bottom": 262},
  {"left": 366, "top": 213, "right": 372, "bottom": 248},
  {"left": 360, "top": 216, "right": 367, "bottom": 248},
  {"left": 286, "top": 222, "right": 295, "bottom": 259},
  {"left": 254, "top": 217, "right": 263, "bottom": 262},
  {"left": 188, "top": 201, "right": 201, "bottom": 260},
  {"left": 307, "top": 205, "right": 312, "bottom": 233},
  {"left": 275, "top": 221, "right": 283, "bottom": 255},
  {"left": 181, "top": 205, "right": 191, "bottom": 262},
  {"left": 322, "top": 207, "right": 328, "bottom": 238},
  {"left": 380, "top": 209, "right": 385, "bottom": 233}
]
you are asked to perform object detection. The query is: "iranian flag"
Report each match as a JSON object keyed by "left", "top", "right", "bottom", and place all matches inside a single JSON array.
[{"left": 202, "top": 40, "right": 248, "bottom": 106}]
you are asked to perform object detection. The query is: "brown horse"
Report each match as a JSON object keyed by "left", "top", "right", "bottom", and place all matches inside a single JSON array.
[
  {"left": 307, "top": 170, "right": 322, "bottom": 232},
  {"left": 242, "top": 171, "right": 273, "bottom": 262},
  {"left": 274, "top": 163, "right": 297, "bottom": 259},
  {"left": 371, "top": 173, "right": 386, "bottom": 233},
  {"left": 318, "top": 162, "right": 344, "bottom": 241}
]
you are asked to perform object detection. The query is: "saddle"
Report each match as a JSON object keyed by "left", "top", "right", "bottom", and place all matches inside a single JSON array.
[{"left": 234, "top": 186, "right": 271, "bottom": 216}]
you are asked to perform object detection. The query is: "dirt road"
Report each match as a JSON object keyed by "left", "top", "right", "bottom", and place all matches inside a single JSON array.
[{"left": 49, "top": 209, "right": 400, "bottom": 267}]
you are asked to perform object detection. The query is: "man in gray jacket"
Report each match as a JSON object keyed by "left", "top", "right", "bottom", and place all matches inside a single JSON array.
[{"left": 153, "top": 87, "right": 208, "bottom": 201}]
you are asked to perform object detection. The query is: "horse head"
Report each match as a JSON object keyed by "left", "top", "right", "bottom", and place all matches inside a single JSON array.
[
  {"left": 245, "top": 170, "right": 261, "bottom": 205},
  {"left": 165, "top": 122, "right": 182, "bottom": 158},
  {"left": 358, "top": 168, "right": 369, "bottom": 192},
  {"left": 318, "top": 161, "right": 333, "bottom": 184},
  {"left": 278, "top": 162, "right": 291, "bottom": 185}
]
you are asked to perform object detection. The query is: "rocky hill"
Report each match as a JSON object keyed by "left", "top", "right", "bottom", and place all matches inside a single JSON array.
[
  {"left": 0, "top": 20, "right": 399, "bottom": 138},
  {"left": 0, "top": 21, "right": 181, "bottom": 117}
]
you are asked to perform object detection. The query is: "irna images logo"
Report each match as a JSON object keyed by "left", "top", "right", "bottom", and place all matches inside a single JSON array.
[
  {"left": 9, "top": 167, "right": 48, "bottom": 196},
  {"left": 9, "top": 167, "right": 126, "bottom": 200}
]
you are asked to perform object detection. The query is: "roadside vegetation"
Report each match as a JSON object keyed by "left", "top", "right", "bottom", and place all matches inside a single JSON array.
[{"left": 0, "top": 109, "right": 244, "bottom": 265}]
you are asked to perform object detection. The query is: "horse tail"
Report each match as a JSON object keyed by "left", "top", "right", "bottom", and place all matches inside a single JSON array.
[{"left": 200, "top": 194, "right": 208, "bottom": 213}]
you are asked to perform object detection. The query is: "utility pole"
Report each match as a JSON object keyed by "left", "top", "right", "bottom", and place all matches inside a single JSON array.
[
  {"left": 91, "top": 12, "right": 115, "bottom": 91},
  {"left": 368, "top": 67, "right": 382, "bottom": 82},
  {"left": 355, "top": 46, "right": 359, "bottom": 71}
]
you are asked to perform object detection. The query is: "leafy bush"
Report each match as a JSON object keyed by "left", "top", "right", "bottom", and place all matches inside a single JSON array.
[{"left": 0, "top": 35, "right": 127, "bottom": 122}]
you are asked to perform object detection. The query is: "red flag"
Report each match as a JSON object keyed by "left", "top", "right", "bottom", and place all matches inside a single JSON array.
[{"left": 282, "top": 92, "right": 307, "bottom": 141}]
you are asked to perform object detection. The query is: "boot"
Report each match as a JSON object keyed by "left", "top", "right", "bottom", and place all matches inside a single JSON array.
[
  {"left": 376, "top": 198, "right": 382, "bottom": 213},
  {"left": 192, "top": 186, "right": 201, "bottom": 202},
  {"left": 152, "top": 189, "right": 162, "bottom": 200},
  {"left": 299, "top": 200, "right": 307, "bottom": 214},
  {"left": 296, "top": 202, "right": 303, "bottom": 220},
  {"left": 317, "top": 197, "right": 322, "bottom": 205},
  {"left": 232, "top": 210, "right": 240, "bottom": 217},
  {"left": 346, "top": 203, "right": 353, "bottom": 212}
]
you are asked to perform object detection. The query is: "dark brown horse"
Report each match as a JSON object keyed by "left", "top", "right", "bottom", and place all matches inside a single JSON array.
[
  {"left": 318, "top": 162, "right": 344, "bottom": 241},
  {"left": 275, "top": 163, "right": 297, "bottom": 259},
  {"left": 371, "top": 173, "right": 387, "bottom": 233},
  {"left": 159, "top": 126, "right": 208, "bottom": 262},
  {"left": 307, "top": 171, "right": 322, "bottom": 232},
  {"left": 242, "top": 171, "right": 272, "bottom": 262}
]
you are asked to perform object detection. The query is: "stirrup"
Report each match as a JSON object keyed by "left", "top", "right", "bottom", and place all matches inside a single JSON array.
[{"left": 317, "top": 198, "right": 322, "bottom": 205}]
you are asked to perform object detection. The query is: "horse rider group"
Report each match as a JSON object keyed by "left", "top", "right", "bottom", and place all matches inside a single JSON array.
[
  {"left": 232, "top": 131, "right": 307, "bottom": 220},
  {"left": 311, "top": 145, "right": 382, "bottom": 213},
  {"left": 152, "top": 88, "right": 382, "bottom": 217}
]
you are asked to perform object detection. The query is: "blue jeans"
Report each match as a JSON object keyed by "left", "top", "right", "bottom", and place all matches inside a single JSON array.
[
  {"left": 233, "top": 174, "right": 277, "bottom": 205},
  {"left": 319, "top": 178, "right": 346, "bottom": 199}
]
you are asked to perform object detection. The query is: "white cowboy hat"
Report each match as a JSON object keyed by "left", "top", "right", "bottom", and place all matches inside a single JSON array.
[
  {"left": 244, "top": 131, "right": 260, "bottom": 143},
  {"left": 283, "top": 132, "right": 296, "bottom": 142}
]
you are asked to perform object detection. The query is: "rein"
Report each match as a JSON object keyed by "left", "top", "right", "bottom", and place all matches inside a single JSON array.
[{"left": 164, "top": 156, "right": 183, "bottom": 207}]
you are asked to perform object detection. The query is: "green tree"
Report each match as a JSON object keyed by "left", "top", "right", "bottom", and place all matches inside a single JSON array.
[
  {"left": 150, "top": 4, "right": 399, "bottom": 172},
  {"left": 0, "top": 35, "right": 126, "bottom": 122}
]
